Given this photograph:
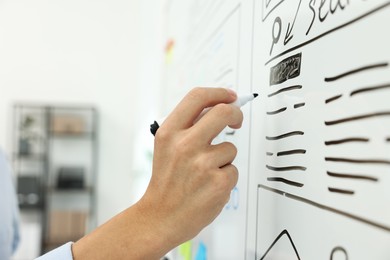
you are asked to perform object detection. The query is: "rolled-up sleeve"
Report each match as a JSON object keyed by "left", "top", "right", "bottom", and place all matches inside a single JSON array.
[{"left": 35, "top": 242, "right": 74, "bottom": 260}]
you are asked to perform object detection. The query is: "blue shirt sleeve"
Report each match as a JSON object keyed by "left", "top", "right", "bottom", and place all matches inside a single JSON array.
[
  {"left": 0, "top": 149, "right": 20, "bottom": 259},
  {"left": 35, "top": 242, "right": 74, "bottom": 260}
]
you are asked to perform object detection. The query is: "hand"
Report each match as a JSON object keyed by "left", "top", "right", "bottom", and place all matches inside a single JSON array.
[
  {"left": 138, "top": 87, "right": 244, "bottom": 249},
  {"left": 72, "top": 87, "right": 244, "bottom": 260}
]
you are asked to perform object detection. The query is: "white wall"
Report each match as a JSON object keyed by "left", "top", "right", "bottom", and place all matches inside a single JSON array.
[{"left": 0, "top": 0, "right": 163, "bottom": 224}]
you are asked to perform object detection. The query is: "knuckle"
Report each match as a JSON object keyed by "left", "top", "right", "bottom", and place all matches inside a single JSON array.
[
  {"left": 188, "top": 87, "right": 207, "bottom": 101},
  {"left": 214, "top": 103, "right": 234, "bottom": 117},
  {"left": 154, "top": 127, "right": 171, "bottom": 145},
  {"left": 224, "top": 142, "right": 238, "bottom": 158},
  {"left": 173, "top": 135, "right": 193, "bottom": 155}
]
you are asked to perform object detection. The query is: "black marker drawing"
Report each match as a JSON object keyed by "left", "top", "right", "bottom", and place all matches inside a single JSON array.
[
  {"left": 266, "top": 165, "right": 307, "bottom": 171},
  {"left": 294, "top": 102, "right": 305, "bottom": 109},
  {"left": 325, "top": 62, "right": 388, "bottom": 82},
  {"left": 268, "top": 85, "right": 302, "bottom": 97},
  {"left": 258, "top": 184, "right": 390, "bottom": 232},
  {"left": 267, "top": 103, "right": 305, "bottom": 115},
  {"left": 325, "top": 157, "right": 390, "bottom": 165},
  {"left": 259, "top": 229, "right": 301, "bottom": 260},
  {"left": 277, "top": 149, "right": 306, "bottom": 156},
  {"left": 266, "top": 152, "right": 274, "bottom": 156},
  {"left": 267, "top": 177, "right": 304, "bottom": 187},
  {"left": 325, "top": 94, "right": 342, "bottom": 104},
  {"left": 262, "top": 0, "right": 286, "bottom": 22},
  {"left": 266, "top": 107, "right": 287, "bottom": 115},
  {"left": 387, "top": 137, "right": 390, "bottom": 142},
  {"left": 330, "top": 246, "right": 348, "bottom": 260},
  {"left": 350, "top": 83, "right": 390, "bottom": 97},
  {"left": 327, "top": 171, "right": 378, "bottom": 182},
  {"left": 284, "top": 0, "right": 302, "bottom": 45},
  {"left": 328, "top": 187, "right": 355, "bottom": 195},
  {"left": 324, "top": 111, "right": 390, "bottom": 126},
  {"left": 270, "top": 53, "right": 302, "bottom": 85},
  {"left": 266, "top": 131, "right": 304, "bottom": 140},
  {"left": 306, "top": 0, "right": 316, "bottom": 35},
  {"left": 270, "top": 17, "right": 282, "bottom": 56},
  {"left": 265, "top": 3, "right": 390, "bottom": 65},
  {"left": 324, "top": 137, "right": 369, "bottom": 146}
]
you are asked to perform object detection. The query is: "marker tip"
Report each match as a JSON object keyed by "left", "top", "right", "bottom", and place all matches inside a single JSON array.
[{"left": 253, "top": 93, "right": 259, "bottom": 98}]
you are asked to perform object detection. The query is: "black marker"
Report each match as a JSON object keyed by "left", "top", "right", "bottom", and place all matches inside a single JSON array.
[{"left": 150, "top": 93, "right": 258, "bottom": 136}]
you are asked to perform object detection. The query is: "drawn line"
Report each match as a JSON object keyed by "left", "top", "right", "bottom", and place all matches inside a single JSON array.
[
  {"left": 267, "top": 177, "right": 304, "bottom": 187},
  {"left": 266, "top": 107, "right": 287, "bottom": 115},
  {"left": 325, "top": 94, "right": 342, "bottom": 104},
  {"left": 325, "top": 63, "right": 388, "bottom": 82},
  {"left": 324, "top": 137, "right": 369, "bottom": 145},
  {"left": 293, "top": 102, "right": 305, "bottom": 109},
  {"left": 328, "top": 187, "right": 355, "bottom": 195},
  {"left": 259, "top": 229, "right": 301, "bottom": 260},
  {"left": 262, "top": 0, "right": 286, "bottom": 22},
  {"left": 327, "top": 171, "right": 378, "bottom": 182},
  {"left": 325, "top": 111, "right": 390, "bottom": 126},
  {"left": 266, "top": 131, "right": 304, "bottom": 140},
  {"left": 351, "top": 83, "right": 390, "bottom": 97},
  {"left": 265, "top": 3, "right": 390, "bottom": 66},
  {"left": 268, "top": 85, "right": 302, "bottom": 97},
  {"left": 277, "top": 149, "right": 306, "bottom": 156},
  {"left": 266, "top": 165, "right": 307, "bottom": 171},
  {"left": 266, "top": 152, "right": 274, "bottom": 156},
  {"left": 258, "top": 184, "right": 390, "bottom": 232},
  {"left": 387, "top": 137, "right": 390, "bottom": 142},
  {"left": 325, "top": 157, "right": 390, "bottom": 165},
  {"left": 330, "top": 247, "right": 348, "bottom": 260}
]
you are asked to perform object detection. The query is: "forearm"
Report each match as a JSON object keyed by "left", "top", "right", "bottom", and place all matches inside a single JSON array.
[{"left": 72, "top": 202, "right": 173, "bottom": 260}]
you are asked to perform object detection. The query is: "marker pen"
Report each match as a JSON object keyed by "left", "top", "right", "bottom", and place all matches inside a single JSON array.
[{"left": 150, "top": 93, "right": 258, "bottom": 136}]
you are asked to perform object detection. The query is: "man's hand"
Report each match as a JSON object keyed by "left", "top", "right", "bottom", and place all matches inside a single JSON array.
[
  {"left": 139, "top": 87, "right": 244, "bottom": 249},
  {"left": 72, "top": 87, "right": 244, "bottom": 260}
]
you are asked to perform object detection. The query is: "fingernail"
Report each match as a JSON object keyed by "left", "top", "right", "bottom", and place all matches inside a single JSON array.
[{"left": 226, "top": 88, "right": 237, "bottom": 98}]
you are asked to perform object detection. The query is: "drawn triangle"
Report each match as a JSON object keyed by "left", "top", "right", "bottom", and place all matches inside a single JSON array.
[{"left": 260, "top": 229, "right": 301, "bottom": 260}]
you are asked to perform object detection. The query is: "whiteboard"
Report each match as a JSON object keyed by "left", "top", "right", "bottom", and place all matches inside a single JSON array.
[{"left": 161, "top": 0, "right": 390, "bottom": 259}]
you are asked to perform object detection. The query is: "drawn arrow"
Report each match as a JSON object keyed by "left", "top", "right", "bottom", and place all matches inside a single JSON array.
[{"left": 284, "top": 0, "right": 302, "bottom": 45}]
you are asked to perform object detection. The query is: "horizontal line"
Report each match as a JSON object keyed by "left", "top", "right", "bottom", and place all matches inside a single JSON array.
[
  {"left": 325, "top": 111, "right": 390, "bottom": 126},
  {"left": 268, "top": 85, "right": 302, "bottom": 97},
  {"left": 293, "top": 102, "right": 305, "bottom": 109},
  {"left": 324, "top": 137, "right": 369, "bottom": 145},
  {"left": 258, "top": 184, "right": 390, "bottom": 232},
  {"left": 387, "top": 138, "right": 390, "bottom": 142},
  {"left": 266, "top": 152, "right": 274, "bottom": 156},
  {"left": 266, "top": 165, "right": 307, "bottom": 171},
  {"left": 325, "top": 94, "right": 342, "bottom": 104},
  {"left": 267, "top": 177, "right": 304, "bottom": 187},
  {"left": 351, "top": 83, "right": 390, "bottom": 97},
  {"left": 266, "top": 131, "right": 304, "bottom": 140},
  {"left": 277, "top": 149, "right": 306, "bottom": 156},
  {"left": 266, "top": 107, "right": 287, "bottom": 115},
  {"left": 325, "top": 63, "right": 389, "bottom": 82},
  {"left": 264, "top": 3, "right": 390, "bottom": 66},
  {"left": 328, "top": 187, "right": 355, "bottom": 195},
  {"left": 325, "top": 157, "right": 390, "bottom": 165},
  {"left": 327, "top": 171, "right": 378, "bottom": 182}
]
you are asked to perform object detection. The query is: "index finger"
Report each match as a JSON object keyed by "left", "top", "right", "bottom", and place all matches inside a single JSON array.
[{"left": 162, "top": 87, "right": 237, "bottom": 132}]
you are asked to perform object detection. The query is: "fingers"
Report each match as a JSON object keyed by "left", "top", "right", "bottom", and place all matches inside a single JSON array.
[
  {"left": 216, "top": 164, "right": 239, "bottom": 192},
  {"left": 205, "top": 142, "right": 237, "bottom": 168},
  {"left": 162, "top": 87, "right": 237, "bottom": 132},
  {"left": 192, "top": 103, "right": 243, "bottom": 143}
]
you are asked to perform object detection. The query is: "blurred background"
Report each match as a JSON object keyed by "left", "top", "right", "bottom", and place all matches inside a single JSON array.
[{"left": 0, "top": 0, "right": 164, "bottom": 258}]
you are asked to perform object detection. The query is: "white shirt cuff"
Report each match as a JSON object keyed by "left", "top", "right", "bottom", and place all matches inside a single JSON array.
[{"left": 35, "top": 242, "right": 74, "bottom": 260}]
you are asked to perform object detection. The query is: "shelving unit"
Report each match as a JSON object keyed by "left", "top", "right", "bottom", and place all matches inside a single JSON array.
[{"left": 12, "top": 104, "right": 98, "bottom": 254}]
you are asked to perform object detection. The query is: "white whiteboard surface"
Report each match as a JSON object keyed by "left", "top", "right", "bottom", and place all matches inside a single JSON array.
[{"left": 162, "top": 0, "right": 390, "bottom": 259}]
